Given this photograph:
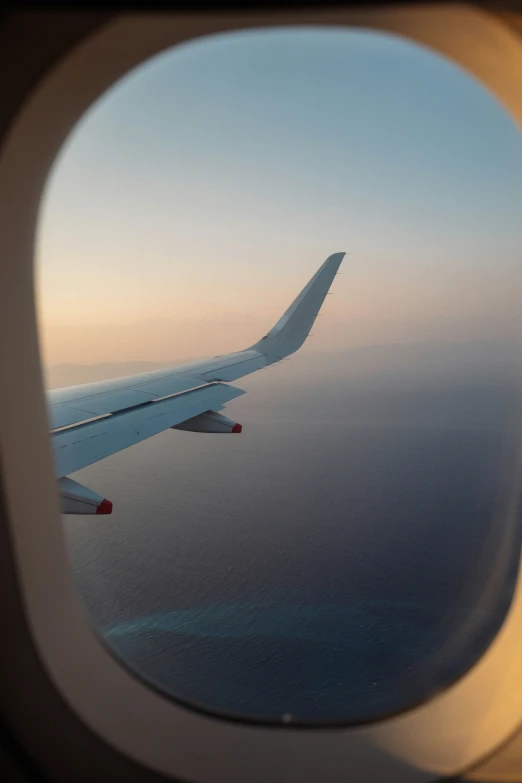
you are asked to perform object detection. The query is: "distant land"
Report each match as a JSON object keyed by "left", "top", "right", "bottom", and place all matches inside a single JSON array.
[{"left": 44, "top": 341, "right": 522, "bottom": 390}]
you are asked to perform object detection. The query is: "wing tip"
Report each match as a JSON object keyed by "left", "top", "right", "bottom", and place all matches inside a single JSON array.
[{"left": 327, "top": 251, "right": 346, "bottom": 264}]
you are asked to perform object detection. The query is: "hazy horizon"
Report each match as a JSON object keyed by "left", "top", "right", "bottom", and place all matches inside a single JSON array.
[{"left": 44, "top": 338, "right": 522, "bottom": 390}]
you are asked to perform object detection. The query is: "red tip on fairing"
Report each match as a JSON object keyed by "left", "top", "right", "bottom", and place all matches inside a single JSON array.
[
  {"left": 232, "top": 423, "right": 243, "bottom": 433},
  {"left": 96, "top": 499, "right": 113, "bottom": 515}
]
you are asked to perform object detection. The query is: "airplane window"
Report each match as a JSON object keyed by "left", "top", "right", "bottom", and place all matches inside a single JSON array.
[{"left": 36, "top": 26, "right": 522, "bottom": 724}]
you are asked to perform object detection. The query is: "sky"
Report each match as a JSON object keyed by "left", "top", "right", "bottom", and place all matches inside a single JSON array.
[{"left": 36, "top": 26, "right": 522, "bottom": 367}]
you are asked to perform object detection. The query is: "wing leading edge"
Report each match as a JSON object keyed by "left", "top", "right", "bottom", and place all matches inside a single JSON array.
[{"left": 49, "top": 252, "right": 345, "bottom": 512}]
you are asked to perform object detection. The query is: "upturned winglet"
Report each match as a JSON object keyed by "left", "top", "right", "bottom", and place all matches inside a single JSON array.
[{"left": 249, "top": 252, "right": 345, "bottom": 362}]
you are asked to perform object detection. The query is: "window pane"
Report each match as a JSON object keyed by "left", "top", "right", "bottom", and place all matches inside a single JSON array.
[{"left": 37, "top": 26, "right": 522, "bottom": 724}]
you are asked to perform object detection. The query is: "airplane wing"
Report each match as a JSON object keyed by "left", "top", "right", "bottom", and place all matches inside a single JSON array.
[{"left": 48, "top": 252, "right": 345, "bottom": 514}]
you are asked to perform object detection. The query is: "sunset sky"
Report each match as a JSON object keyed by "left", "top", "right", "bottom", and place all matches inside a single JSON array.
[{"left": 36, "top": 26, "right": 522, "bottom": 367}]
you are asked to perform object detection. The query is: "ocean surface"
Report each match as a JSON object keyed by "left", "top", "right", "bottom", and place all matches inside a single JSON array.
[{"left": 61, "top": 346, "right": 522, "bottom": 723}]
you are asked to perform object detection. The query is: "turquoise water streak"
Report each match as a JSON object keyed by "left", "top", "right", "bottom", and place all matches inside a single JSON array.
[{"left": 106, "top": 600, "right": 432, "bottom": 643}]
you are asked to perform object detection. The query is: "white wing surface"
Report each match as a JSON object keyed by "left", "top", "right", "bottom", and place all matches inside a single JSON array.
[{"left": 48, "top": 252, "right": 344, "bottom": 513}]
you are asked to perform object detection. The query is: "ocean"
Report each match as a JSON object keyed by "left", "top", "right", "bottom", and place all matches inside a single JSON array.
[{"left": 60, "top": 345, "right": 522, "bottom": 724}]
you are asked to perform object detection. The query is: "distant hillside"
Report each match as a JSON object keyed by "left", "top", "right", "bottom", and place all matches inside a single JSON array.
[
  {"left": 44, "top": 359, "right": 198, "bottom": 389},
  {"left": 44, "top": 341, "right": 522, "bottom": 390}
]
